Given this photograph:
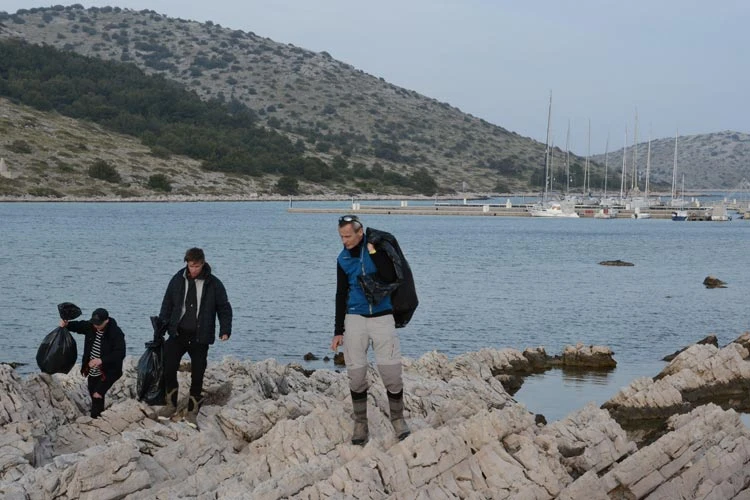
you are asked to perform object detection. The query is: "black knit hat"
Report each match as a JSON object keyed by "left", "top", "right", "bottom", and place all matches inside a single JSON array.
[{"left": 90, "top": 308, "right": 109, "bottom": 326}]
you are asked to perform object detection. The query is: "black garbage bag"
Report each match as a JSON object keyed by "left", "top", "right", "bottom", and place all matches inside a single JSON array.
[
  {"left": 57, "top": 302, "right": 82, "bottom": 321},
  {"left": 136, "top": 340, "right": 165, "bottom": 405},
  {"left": 136, "top": 316, "right": 167, "bottom": 405},
  {"left": 36, "top": 327, "right": 78, "bottom": 374}
]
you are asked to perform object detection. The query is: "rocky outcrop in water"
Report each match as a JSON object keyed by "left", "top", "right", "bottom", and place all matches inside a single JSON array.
[
  {"left": 703, "top": 275, "right": 727, "bottom": 288},
  {"left": 598, "top": 259, "right": 634, "bottom": 267},
  {"left": 1, "top": 344, "right": 749, "bottom": 499},
  {"left": 603, "top": 332, "right": 750, "bottom": 443},
  {"left": 662, "top": 334, "right": 718, "bottom": 362}
]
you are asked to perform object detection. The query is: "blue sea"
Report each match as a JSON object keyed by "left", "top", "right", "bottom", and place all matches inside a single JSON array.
[{"left": 2, "top": 200, "right": 749, "bottom": 422}]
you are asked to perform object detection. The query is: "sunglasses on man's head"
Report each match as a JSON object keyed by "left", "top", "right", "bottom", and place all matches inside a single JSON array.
[{"left": 338, "top": 215, "right": 361, "bottom": 227}]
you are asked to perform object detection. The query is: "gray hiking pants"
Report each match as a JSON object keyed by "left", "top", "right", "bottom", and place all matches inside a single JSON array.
[{"left": 343, "top": 314, "right": 403, "bottom": 394}]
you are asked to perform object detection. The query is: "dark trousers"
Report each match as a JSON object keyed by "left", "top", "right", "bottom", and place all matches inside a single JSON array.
[
  {"left": 88, "top": 375, "right": 115, "bottom": 418},
  {"left": 163, "top": 334, "right": 209, "bottom": 399}
]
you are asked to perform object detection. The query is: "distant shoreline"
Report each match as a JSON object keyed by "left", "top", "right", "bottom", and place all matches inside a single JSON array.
[{"left": 0, "top": 190, "right": 727, "bottom": 203}]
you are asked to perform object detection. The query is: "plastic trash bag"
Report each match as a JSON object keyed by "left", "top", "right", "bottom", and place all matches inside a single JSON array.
[
  {"left": 136, "top": 316, "right": 166, "bottom": 405},
  {"left": 57, "top": 302, "right": 82, "bottom": 321},
  {"left": 136, "top": 340, "right": 165, "bottom": 405},
  {"left": 36, "top": 327, "right": 78, "bottom": 374}
]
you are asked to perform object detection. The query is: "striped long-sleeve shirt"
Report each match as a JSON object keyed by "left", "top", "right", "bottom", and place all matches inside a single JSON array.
[{"left": 88, "top": 331, "right": 104, "bottom": 377}]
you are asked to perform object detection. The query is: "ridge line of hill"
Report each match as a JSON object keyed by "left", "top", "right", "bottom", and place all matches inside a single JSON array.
[{"left": 0, "top": 5, "right": 748, "bottom": 198}]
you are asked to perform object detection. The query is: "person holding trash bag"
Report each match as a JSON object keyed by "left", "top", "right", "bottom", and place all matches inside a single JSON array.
[
  {"left": 36, "top": 302, "right": 83, "bottom": 375},
  {"left": 156, "top": 247, "right": 232, "bottom": 429},
  {"left": 331, "top": 215, "right": 417, "bottom": 445},
  {"left": 61, "top": 308, "right": 126, "bottom": 419}
]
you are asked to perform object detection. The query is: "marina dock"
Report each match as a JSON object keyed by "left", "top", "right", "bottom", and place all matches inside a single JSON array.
[{"left": 288, "top": 202, "right": 722, "bottom": 220}]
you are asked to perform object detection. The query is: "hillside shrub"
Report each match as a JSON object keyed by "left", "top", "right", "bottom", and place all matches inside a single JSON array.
[
  {"left": 409, "top": 168, "right": 438, "bottom": 196},
  {"left": 88, "top": 160, "right": 121, "bottom": 183},
  {"left": 147, "top": 173, "right": 172, "bottom": 192},
  {"left": 275, "top": 175, "right": 299, "bottom": 195},
  {"left": 28, "top": 187, "right": 63, "bottom": 198},
  {"left": 8, "top": 140, "right": 32, "bottom": 154},
  {"left": 149, "top": 145, "right": 171, "bottom": 159}
]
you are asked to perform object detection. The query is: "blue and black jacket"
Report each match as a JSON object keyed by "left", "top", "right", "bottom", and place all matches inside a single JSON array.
[
  {"left": 335, "top": 234, "right": 395, "bottom": 335},
  {"left": 335, "top": 228, "right": 418, "bottom": 335}
]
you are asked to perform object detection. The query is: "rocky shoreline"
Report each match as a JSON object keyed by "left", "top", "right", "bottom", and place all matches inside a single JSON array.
[{"left": 1, "top": 339, "right": 749, "bottom": 499}]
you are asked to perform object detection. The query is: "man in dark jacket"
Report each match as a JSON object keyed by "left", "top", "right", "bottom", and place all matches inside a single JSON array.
[
  {"left": 61, "top": 308, "right": 126, "bottom": 418},
  {"left": 156, "top": 247, "right": 232, "bottom": 428},
  {"left": 331, "top": 215, "right": 411, "bottom": 445}
]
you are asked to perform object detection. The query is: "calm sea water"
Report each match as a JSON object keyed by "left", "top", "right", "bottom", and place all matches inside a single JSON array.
[{"left": 2, "top": 200, "right": 749, "bottom": 422}]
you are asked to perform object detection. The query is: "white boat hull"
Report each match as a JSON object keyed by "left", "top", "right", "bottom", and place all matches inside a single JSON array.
[
  {"left": 529, "top": 203, "right": 579, "bottom": 218},
  {"left": 530, "top": 210, "right": 580, "bottom": 218},
  {"left": 632, "top": 207, "right": 652, "bottom": 219},
  {"left": 672, "top": 210, "right": 688, "bottom": 221}
]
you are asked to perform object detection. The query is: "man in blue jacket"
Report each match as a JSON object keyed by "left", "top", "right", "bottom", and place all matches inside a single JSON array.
[
  {"left": 156, "top": 248, "right": 232, "bottom": 428},
  {"left": 331, "top": 215, "right": 411, "bottom": 445},
  {"left": 61, "top": 308, "right": 126, "bottom": 418}
]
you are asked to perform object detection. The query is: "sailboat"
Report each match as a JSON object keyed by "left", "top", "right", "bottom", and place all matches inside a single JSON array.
[
  {"left": 529, "top": 93, "right": 579, "bottom": 218},
  {"left": 672, "top": 174, "right": 688, "bottom": 221},
  {"left": 631, "top": 132, "right": 658, "bottom": 221},
  {"left": 670, "top": 131, "right": 688, "bottom": 221},
  {"left": 594, "top": 134, "right": 618, "bottom": 218}
]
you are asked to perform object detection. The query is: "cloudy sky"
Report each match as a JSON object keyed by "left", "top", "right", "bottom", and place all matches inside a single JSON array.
[{"left": 3, "top": 0, "right": 748, "bottom": 154}]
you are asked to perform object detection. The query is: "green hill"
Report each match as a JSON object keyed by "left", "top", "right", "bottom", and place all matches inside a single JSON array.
[{"left": 1, "top": 5, "right": 746, "bottom": 198}]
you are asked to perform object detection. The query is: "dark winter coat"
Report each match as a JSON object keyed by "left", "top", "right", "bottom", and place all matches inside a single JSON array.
[
  {"left": 159, "top": 263, "right": 233, "bottom": 345},
  {"left": 365, "top": 227, "right": 419, "bottom": 328},
  {"left": 67, "top": 317, "right": 126, "bottom": 382}
]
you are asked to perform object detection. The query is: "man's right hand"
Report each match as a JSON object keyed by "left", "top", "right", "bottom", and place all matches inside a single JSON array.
[
  {"left": 59, "top": 319, "right": 69, "bottom": 328},
  {"left": 330, "top": 335, "right": 343, "bottom": 353}
]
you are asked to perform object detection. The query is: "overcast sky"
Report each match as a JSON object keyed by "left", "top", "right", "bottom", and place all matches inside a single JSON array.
[{"left": 3, "top": 0, "right": 748, "bottom": 154}]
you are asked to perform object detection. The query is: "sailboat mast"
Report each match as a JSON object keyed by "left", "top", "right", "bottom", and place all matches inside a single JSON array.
[
  {"left": 604, "top": 133, "right": 610, "bottom": 198},
  {"left": 565, "top": 119, "right": 570, "bottom": 195},
  {"left": 645, "top": 130, "right": 651, "bottom": 200},
  {"left": 671, "top": 130, "right": 679, "bottom": 202},
  {"left": 585, "top": 119, "right": 591, "bottom": 194},
  {"left": 681, "top": 173, "right": 685, "bottom": 205},
  {"left": 632, "top": 108, "right": 638, "bottom": 191},
  {"left": 620, "top": 127, "right": 627, "bottom": 200},
  {"left": 543, "top": 91, "right": 552, "bottom": 201},
  {"left": 550, "top": 139, "right": 555, "bottom": 192}
]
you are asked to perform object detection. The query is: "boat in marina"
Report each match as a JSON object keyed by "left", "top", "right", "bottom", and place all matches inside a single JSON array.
[
  {"left": 528, "top": 93, "right": 581, "bottom": 219},
  {"left": 669, "top": 133, "right": 689, "bottom": 212},
  {"left": 671, "top": 210, "right": 688, "bottom": 221},
  {"left": 529, "top": 201, "right": 580, "bottom": 218},
  {"left": 593, "top": 207, "right": 618, "bottom": 219},
  {"left": 632, "top": 207, "right": 652, "bottom": 219}
]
